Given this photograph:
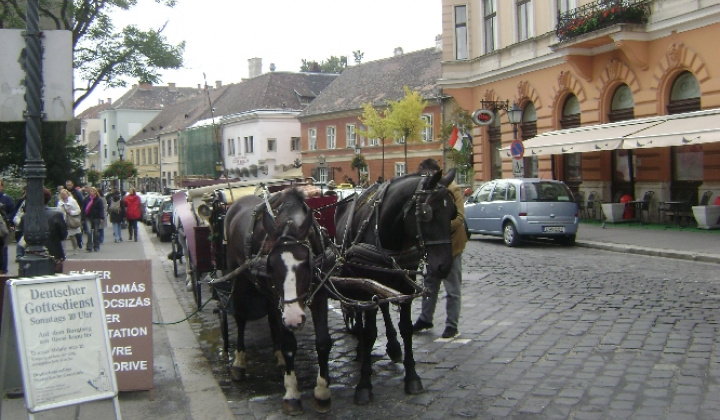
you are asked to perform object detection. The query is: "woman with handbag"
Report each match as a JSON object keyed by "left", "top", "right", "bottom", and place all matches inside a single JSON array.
[{"left": 59, "top": 188, "right": 82, "bottom": 255}]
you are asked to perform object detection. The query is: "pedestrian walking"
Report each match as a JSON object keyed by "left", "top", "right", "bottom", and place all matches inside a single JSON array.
[
  {"left": 11, "top": 188, "right": 25, "bottom": 261},
  {"left": 58, "top": 188, "right": 82, "bottom": 255},
  {"left": 66, "top": 180, "right": 85, "bottom": 249},
  {"left": 107, "top": 189, "right": 125, "bottom": 242},
  {"left": 0, "top": 179, "right": 15, "bottom": 274},
  {"left": 43, "top": 188, "right": 68, "bottom": 270},
  {"left": 123, "top": 187, "right": 142, "bottom": 242},
  {"left": 83, "top": 187, "right": 104, "bottom": 252},
  {"left": 412, "top": 158, "right": 468, "bottom": 339}
]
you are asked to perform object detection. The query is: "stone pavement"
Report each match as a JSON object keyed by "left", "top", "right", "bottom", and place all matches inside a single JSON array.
[{"left": 2, "top": 220, "right": 719, "bottom": 419}]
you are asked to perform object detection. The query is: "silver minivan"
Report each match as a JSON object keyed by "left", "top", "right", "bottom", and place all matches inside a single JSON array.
[{"left": 464, "top": 178, "right": 579, "bottom": 246}]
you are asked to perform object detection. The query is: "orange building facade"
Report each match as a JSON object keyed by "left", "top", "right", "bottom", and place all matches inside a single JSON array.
[{"left": 439, "top": 0, "right": 720, "bottom": 217}]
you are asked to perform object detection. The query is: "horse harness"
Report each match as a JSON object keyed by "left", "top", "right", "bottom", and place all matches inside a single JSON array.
[{"left": 329, "top": 176, "right": 453, "bottom": 305}]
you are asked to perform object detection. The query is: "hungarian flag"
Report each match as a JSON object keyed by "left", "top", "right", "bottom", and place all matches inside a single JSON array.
[{"left": 448, "top": 125, "right": 464, "bottom": 152}]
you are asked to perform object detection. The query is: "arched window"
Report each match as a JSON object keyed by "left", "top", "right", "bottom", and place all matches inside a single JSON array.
[
  {"left": 560, "top": 94, "right": 580, "bottom": 129},
  {"left": 521, "top": 103, "right": 538, "bottom": 177},
  {"left": 667, "top": 71, "right": 700, "bottom": 114},
  {"left": 609, "top": 84, "right": 634, "bottom": 122}
]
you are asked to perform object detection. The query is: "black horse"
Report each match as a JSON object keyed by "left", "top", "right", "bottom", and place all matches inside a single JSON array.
[
  {"left": 334, "top": 169, "right": 457, "bottom": 404},
  {"left": 224, "top": 188, "right": 332, "bottom": 415}
]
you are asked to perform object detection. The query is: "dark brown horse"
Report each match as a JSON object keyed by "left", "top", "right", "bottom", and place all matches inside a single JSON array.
[
  {"left": 225, "top": 188, "right": 332, "bottom": 415},
  {"left": 334, "top": 169, "right": 457, "bottom": 404}
]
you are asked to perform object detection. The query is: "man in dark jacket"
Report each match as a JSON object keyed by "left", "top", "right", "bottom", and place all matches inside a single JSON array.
[{"left": 43, "top": 188, "right": 68, "bottom": 262}]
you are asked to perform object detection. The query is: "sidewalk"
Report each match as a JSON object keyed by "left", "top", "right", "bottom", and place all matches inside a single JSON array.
[
  {"left": 1, "top": 226, "right": 234, "bottom": 420},
  {"left": 576, "top": 220, "right": 720, "bottom": 264}
]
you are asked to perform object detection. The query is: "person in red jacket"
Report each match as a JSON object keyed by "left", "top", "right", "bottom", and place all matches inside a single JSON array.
[{"left": 123, "top": 188, "right": 143, "bottom": 242}]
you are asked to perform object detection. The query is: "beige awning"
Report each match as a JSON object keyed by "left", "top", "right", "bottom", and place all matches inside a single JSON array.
[
  {"left": 623, "top": 109, "right": 720, "bottom": 149},
  {"left": 500, "top": 109, "right": 720, "bottom": 156},
  {"left": 501, "top": 119, "right": 662, "bottom": 157}
]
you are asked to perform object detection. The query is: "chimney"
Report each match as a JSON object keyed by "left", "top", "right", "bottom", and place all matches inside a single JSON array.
[
  {"left": 248, "top": 57, "right": 262, "bottom": 78},
  {"left": 99, "top": 99, "right": 104, "bottom": 105},
  {"left": 168, "top": 82, "right": 177, "bottom": 92},
  {"left": 435, "top": 34, "right": 442, "bottom": 52},
  {"left": 107, "top": 98, "right": 112, "bottom": 105},
  {"left": 215, "top": 80, "right": 222, "bottom": 89},
  {"left": 393, "top": 47, "right": 404, "bottom": 56},
  {"left": 139, "top": 82, "right": 152, "bottom": 91},
  {"left": 269, "top": 63, "right": 276, "bottom": 72}
]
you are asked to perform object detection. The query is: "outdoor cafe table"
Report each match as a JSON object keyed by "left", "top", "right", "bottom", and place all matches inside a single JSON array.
[{"left": 660, "top": 201, "right": 691, "bottom": 227}]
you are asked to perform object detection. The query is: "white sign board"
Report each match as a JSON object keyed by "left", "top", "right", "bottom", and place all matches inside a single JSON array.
[
  {"left": 513, "top": 158, "right": 524, "bottom": 178},
  {"left": 0, "top": 29, "right": 73, "bottom": 122},
  {"left": 7, "top": 274, "right": 117, "bottom": 413}
]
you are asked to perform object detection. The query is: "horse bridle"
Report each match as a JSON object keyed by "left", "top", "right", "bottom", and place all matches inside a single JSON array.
[{"left": 401, "top": 177, "right": 455, "bottom": 260}]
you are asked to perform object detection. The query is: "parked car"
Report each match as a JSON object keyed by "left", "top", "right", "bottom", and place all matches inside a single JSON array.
[
  {"left": 144, "top": 194, "right": 163, "bottom": 227},
  {"left": 155, "top": 197, "right": 174, "bottom": 242},
  {"left": 464, "top": 178, "right": 579, "bottom": 247}
]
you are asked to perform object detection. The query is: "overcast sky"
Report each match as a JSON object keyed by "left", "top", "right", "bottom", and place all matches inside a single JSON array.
[{"left": 76, "top": 0, "right": 442, "bottom": 114}]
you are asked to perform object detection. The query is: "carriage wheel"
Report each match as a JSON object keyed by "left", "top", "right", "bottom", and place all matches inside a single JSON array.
[{"left": 171, "top": 234, "right": 181, "bottom": 278}]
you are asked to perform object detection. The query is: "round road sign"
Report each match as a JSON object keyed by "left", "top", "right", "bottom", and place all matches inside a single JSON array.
[{"left": 510, "top": 139, "right": 524, "bottom": 160}]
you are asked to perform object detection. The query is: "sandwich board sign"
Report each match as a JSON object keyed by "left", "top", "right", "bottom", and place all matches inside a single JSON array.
[{"left": 0, "top": 273, "right": 121, "bottom": 418}]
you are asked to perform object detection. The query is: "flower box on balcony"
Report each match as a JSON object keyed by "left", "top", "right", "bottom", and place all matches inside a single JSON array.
[{"left": 556, "top": 0, "right": 650, "bottom": 42}]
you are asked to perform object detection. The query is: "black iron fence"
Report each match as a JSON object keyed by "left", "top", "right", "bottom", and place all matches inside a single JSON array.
[{"left": 556, "top": 0, "right": 651, "bottom": 42}]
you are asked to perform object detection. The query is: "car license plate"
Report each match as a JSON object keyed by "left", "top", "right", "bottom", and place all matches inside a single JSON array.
[{"left": 543, "top": 226, "right": 565, "bottom": 233}]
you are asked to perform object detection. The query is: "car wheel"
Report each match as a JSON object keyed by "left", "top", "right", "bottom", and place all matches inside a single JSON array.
[
  {"left": 503, "top": 222, "right": 520, "bottom": 247},
  {"left": 554, "top": 234, "right": 576, "bottom": 246}
]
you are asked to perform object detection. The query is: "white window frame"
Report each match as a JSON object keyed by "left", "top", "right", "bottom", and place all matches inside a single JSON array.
[
  {"left": 309, "top": 128, "right": 317, "bottom": 150},
  {"left": 318, "top": 167, "right": 328, "bottom": 183},
  {"left": 395, "top": 162, "right": 406, "bottom": 177},
  {"left": 291, "top": 137, "right": 301, "bottom": 151},
  {"left": 370, "top": 137, "right": 379, "bottom": 146},
  {"left": 483, "top": 0, "right": 498, "bottom": 54},
  {"left": 420, "top": 114, "right": 433, "bottom": 142},
  {"left": 346, "top": 123, "right": 356, "bottom": 148},
  {"left": 327, "top": 126, "right": 336, "bottom": 149},
  {"left": 454, "top": 5, "right": 468, "bottom": 60},
  {"left": 161, "top": 140, "right": 166, "bottom": 157},
  {"left": 267, "top": 138, "right": 276, "bottom": 152},
  {"left": 516, "top": 0, "right": 533, "bottom": 42},
  {"left": 244, "top": 136, "right": 254, "bottom": 154}
]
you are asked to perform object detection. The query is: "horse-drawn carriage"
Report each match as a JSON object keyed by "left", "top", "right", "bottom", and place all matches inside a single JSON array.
[{"left": 169, "top": 169, "right": 458, "bottom": 414}]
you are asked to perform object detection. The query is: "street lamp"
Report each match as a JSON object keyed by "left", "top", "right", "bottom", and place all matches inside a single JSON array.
[
  {"left": 506, "top": 102, "right": 523, "bottom": 140},
  {"left": 117, "top": 135, "right": 126, "bottom": 191},
  {"left": 354, "top": 144, "right": 361, "bottom": 186}
]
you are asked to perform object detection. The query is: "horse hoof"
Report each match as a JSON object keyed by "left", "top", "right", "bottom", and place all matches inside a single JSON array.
[
  {"left": 387, "top": 342, "right": 402, "bottom": 363},
  {"left": 314, "top": 397, "right": 331, "bottom": 413},
  {"left": 283, "top": 398, "right": 304, "bottom": 415},
  {"left": 404, "top": 378, "right": 424, "bottom": 394},
  {"left": 354, "top": 388, "right": 373, "bottom": 405},
  {"left": 230, "top": 366, "right": 246, "bottom": 382}
]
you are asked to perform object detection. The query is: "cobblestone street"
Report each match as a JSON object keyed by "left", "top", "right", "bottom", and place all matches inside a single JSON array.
[{"left": 157, "top": 235, "right": 720, "bottom": 419}]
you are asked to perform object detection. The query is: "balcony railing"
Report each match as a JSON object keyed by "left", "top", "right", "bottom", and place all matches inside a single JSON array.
[{"left": 556, "top": 0, "right": 651, "bottom": 42}]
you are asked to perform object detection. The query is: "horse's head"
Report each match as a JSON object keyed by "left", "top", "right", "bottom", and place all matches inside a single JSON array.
[
  {"left": 262, "top": 189, "right": 316, "bottom": 330},
  {"left": 406, "top": 168, "right": 458, "bottom": 279}
]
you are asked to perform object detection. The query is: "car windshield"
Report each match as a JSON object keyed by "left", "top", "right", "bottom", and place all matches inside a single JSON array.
[
  {"left": 161, "top": 201, "right": 173, "bottom": 211},
  {"left": 520, "top": 182, "right": 573, "bottom": 202}
]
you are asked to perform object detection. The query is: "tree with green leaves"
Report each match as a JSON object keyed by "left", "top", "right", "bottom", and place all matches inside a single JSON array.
[
  {"left": 103, "top": 159, "right": 138, "bottom": 190},
  {"left": 300, "top": 55, "right": 348, "bottom": 73},
  {"left": 0, "top": 122, "right": 86, "bottom": 188},
  {"left": 0, "top": 0, "right": 186, "bottom": 110},
  {"left": 385, "top": 86, "right": 429, "bottom": 170},
  {"left": 350, "top": 153, "right": 367, "bottom": 187},
  {"left": 357, "top": 102, "right": 393, "bottom": 181},
  {"left": 87, "top": 169, "right": 101, "bottom": 187}
]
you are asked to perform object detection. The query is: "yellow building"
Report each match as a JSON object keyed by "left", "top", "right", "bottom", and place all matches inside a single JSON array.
[{"left": 439, "top": 0, "right": 720, "bottom": 214}]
